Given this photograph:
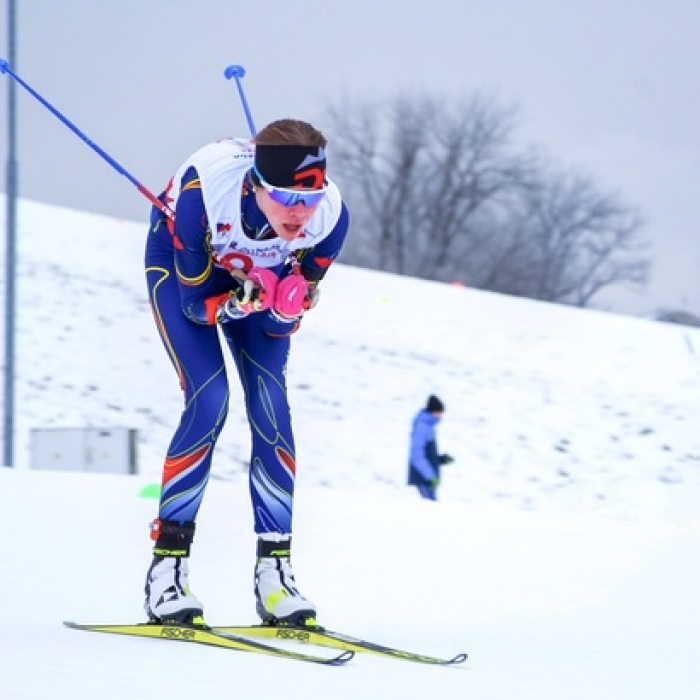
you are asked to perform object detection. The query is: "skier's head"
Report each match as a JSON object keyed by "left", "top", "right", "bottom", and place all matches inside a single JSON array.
[
  {"left": 253, "top": 119, "right": 327, "bottom": 190},
  {"left": 426, "top": 395, "right": 445, "bottom": 414},
  {"left": 251, "top": 119, "right": 329, "bottom": 241}
]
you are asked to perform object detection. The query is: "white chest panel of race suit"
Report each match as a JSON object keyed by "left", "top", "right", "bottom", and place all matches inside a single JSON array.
[{"left": 168, "top": 138, "right": 343, "bottom": 272}]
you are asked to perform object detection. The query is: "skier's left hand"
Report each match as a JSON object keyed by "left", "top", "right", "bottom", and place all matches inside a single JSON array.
[
  {"left": 273, "top": 273, "right": 310, "bottom": 320},
  {"left": 439, "top": 454, "right": 454, "bottom": 465}
]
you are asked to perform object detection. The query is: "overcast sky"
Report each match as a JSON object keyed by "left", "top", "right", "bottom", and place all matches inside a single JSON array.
[{"left": 1, "top": 0, "right": 698, "bottom": 316}]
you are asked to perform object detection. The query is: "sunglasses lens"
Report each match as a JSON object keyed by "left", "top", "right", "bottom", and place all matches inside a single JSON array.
[
  {"left": 268, "top": 188, "right": 326, "bottom": 208},
  {"left": 254, "top": 166, "right": 326, "bottom": 207}
]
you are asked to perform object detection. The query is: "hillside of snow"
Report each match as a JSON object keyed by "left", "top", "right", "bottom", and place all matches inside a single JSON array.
[
  {"left": 0, "top": 197, "right": 699, "bottom": 699},
  {"left": 5, "top": 197, "right": 700, "bottom": 521}
]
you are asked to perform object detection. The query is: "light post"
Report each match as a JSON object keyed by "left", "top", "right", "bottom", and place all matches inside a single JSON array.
[{"left": 4, "top": 0, "right": 17, "bottom": 467}]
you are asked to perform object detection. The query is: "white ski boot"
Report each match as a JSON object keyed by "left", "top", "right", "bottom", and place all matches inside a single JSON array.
[
  {"left": 254, "top": 534, "right": 317, "bottom": 626},
  {"left": 144, "top": 520, "right": 205, "bottom": 626}
]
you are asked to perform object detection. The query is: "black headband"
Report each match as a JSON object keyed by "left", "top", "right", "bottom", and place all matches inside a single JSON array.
[{"left": 254, "top": 144, "right": 327, "bottom": 189}]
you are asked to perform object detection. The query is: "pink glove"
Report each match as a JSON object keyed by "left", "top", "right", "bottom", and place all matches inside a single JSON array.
[
  {"left": 273, "top": 274, "right": 310, "bottom": 319},
  {"left": 235, "top": 266, "right": 278, "bottom": 313}
]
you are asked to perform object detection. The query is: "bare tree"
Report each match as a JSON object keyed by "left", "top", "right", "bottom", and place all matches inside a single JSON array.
[
  {"left": 475, "top": 166, "right": 649, "bottom": 305},
  {"left": 323, "top": 91, "right": 649, "bottom": 307},
  {"left": 325, "top": 94, "right": 434, "bottom": 272},
  {"left": 326, "top": 91, "right": 530, "bottom": 275}
]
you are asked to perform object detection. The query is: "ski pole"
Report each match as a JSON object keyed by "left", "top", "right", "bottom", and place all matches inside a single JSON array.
[
  {"left": 223, "top": 64, "right": 257, "bottom": 137},
  {"left": 0, "top": 58, "right": 175, "bottom": 220}
]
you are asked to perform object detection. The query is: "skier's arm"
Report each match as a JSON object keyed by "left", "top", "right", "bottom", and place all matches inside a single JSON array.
[
  {"left": 274, "top": 203, "right": 349, "bottom": 321},
  {"left": 173, "top": 168, "right": 253, "bottom": 325},
  {"left": 296, "top": 203, "right": 350, "bottom": 285}
]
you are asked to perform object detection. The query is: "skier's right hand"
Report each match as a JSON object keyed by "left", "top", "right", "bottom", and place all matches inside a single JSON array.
[{"left": 223, "top": 267, "right": 278, "bottom": 319}]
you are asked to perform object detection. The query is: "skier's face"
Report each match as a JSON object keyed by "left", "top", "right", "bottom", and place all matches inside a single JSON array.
[{"left": 255, "top": 188, "right": 322, "bottom": 242}]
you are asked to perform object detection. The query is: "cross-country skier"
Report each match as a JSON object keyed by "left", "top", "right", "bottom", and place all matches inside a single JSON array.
[{"left": 143, "top": 119, "right": 349, "bottom": 628}]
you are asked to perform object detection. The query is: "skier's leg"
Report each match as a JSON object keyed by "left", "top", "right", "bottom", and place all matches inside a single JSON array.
[
  {"left": 223, "top": 313, "right": 317, "bottom": 625},
  {"left": 142, "top": 238, "right": 230, "bottom": 624},
  {"left": 417, "top": 484, "right": 437, "bottom": 500},
  {"left": 223, "top": 314, "right": 297, "bottom": 534}
]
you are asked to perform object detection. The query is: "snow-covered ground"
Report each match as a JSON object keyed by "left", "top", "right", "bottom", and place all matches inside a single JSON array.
[{"left": 1, "top": 198, "right": 699, "bottom": 698}]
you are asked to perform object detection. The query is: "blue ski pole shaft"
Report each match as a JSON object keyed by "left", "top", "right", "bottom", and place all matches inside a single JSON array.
[{"left": 0, "top": 58, "right": 174, "bottom": 220}]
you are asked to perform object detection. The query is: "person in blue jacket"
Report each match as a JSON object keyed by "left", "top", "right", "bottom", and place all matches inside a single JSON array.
[
  {"left": 143, "top": 119, "right": 349, "bottom": 628},
  {"left": 408, "top": 395, "right": 454, "bottom": 500}
]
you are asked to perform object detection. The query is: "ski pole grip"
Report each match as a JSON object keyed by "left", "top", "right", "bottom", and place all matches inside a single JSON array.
[
  {"left": 223, "top": 64, "right": 246, "bottom": 80},
  {"left": 223, "top": 62, "right": 257, "bottom": 137}
]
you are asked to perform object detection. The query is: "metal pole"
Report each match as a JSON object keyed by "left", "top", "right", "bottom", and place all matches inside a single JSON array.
[{"left": 4, "top": 0, "right": 17, "bottom": 466}]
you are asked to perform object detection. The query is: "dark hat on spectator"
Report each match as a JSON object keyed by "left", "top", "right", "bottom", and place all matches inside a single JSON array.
[{"left": 426, "top": 395, "right": 445, "bottom": 413}]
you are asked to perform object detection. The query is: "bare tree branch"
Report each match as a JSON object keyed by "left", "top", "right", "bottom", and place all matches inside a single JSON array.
[{"left": 323, "top": 92, "right": 649, "bottom": 308}]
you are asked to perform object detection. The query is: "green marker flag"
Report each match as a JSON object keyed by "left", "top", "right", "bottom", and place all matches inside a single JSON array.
[{"left": 138, "top": 483, "right": 161, "bottom": 499}]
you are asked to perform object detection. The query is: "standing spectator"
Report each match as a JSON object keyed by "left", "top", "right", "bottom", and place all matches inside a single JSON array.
[{"left": 407, "top": 395, "right": 454, "bottom": 500}]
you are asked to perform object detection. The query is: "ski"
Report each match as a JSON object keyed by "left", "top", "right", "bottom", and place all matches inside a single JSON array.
[
  {"left": 212, "top": 624, "right": 467, "bottom": 665},
  {"left": 63, "top": 621, "right": 354, "bottom": 666}
]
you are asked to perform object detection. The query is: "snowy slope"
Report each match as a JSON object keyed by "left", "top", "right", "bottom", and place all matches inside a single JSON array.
[
  {"left": 7, "top": 198, "right": 700, "bottom": 518},
  {"left": 1, "top": 469, "right": 698, "bottom": 700},
  {"left": 1, "top": 198, "right": 699, "bottom": 698}
]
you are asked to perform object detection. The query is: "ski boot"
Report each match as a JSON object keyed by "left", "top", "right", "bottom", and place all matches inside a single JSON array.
[
  {"left": 254, "top": 534, "right": 317, "bottom": 627},
  {"left": 144, "top": 519, "right": 205, "bottom": 626}
]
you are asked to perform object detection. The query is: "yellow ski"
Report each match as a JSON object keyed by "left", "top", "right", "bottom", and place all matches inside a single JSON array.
[
  {"left": 63, "top": 621, "right": 354, "bottom": 665},
  {"left": 213, "top": 624, "right": 467, "bottom": 665}
]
